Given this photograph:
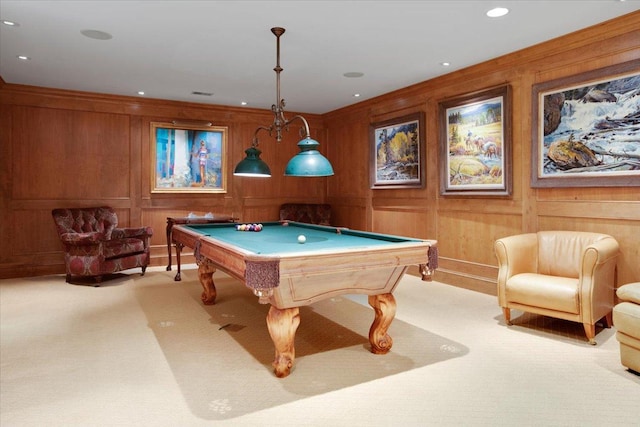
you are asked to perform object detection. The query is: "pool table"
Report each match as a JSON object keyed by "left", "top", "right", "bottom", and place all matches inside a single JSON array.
[{"left": 171, "top": 221, "right": 438, "bottom": 378}]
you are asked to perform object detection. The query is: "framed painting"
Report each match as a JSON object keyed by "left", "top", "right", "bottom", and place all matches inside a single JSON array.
[
  {"left": 151, "top": 121, "right": 228, "bottom": 193},
  {"left": 531, "top": 59, "right": 640, "bottom": 188},
  {"left": 370, "top": 112, "right": 425, "bottom": 189},
  {"left": 439, "top": 85, "right": 512, "bottom": 196}
]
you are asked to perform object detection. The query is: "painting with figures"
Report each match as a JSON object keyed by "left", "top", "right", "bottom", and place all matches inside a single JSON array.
[
  {"left": 151, "top": 122, "right": 228, "bottom": 193},
  {"left": 439, "top": 85, "right": 511, "bottom": 196}
]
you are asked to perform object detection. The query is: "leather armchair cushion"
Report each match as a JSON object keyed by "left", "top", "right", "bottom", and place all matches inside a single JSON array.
[
  {"left": 617, "top": 282, "right": 640, "bottom": 305},
  {"left": 537, "top": 232, "right": 606, "bottom": 278},
  {"left": 507, "top": 273, "right": 579, "bottom": 314},
  {"left": 614, "top": 302, "right": 640, "bottom": 339},
  {"left": 613, "top": 282, "right": 640, "bottom": 372}
]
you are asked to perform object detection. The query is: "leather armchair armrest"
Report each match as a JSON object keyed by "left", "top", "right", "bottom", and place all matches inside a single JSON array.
[
  {"left": 579, "top": 237, "right": 619, "bottom": 322},
  {"left": 59, "top": 232, "right": 105, "bottom": 246},
  {"left": 494, "top": 233, "right": 538, "bottom": 306},
  {"left": 495, "top": 233, "right": 538, "bottom": 277},
  {"left": 581, "top": 238, "right": 619, "bottom": 269},
  {"left": 580, "top": 237, "right": 620, "bottom": 284}
]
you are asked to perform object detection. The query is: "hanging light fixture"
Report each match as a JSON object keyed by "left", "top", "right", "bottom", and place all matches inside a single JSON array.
[{"left": 233, "top": 27, "right": 334, "bottom": 178}]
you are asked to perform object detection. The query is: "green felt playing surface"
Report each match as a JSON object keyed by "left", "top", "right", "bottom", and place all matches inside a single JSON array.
[{"left": 183, "top": 222, "right": 420, "bottom": 255}]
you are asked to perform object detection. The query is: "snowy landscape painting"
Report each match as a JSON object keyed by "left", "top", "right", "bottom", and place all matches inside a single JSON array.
[{"left": 532, "top": 60, "right": 640, "bottom": 187}]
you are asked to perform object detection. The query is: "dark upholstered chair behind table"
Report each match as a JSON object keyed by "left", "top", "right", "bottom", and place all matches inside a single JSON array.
[
  {"left": 52, "top": 207, "right": 153, "bottom": 284},
  {"left": 279, "top": 203, "right": 331, "bottom": 226}
]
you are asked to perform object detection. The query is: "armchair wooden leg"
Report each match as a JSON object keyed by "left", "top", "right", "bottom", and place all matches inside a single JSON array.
[
  {"left": 603, "top": 312, "right": 613, "bottom": 328},
  {"left": 583, "top": 323, "right": 597, "bottom": 345},
  {"left": 502, "top": 308, "right": 512, "bottom": 326},
  {"left": 141, "top": 266, "right": 147, "bottom": 276}
]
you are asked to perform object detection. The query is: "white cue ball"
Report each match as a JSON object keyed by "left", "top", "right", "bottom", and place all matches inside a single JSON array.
[{"left": 297, "top": 234, "right": 306, "bottom": 243}]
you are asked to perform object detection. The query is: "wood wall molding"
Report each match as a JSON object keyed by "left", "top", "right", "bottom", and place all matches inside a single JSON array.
[
  {"left": 0, "top": 83, "right": 328, "bottom": 278},
  {"left": 537, "top": 201, "right": 640, "bottom": 221},
  {"left": 324, "top": 11, "right": 640, "bottom": 290}
]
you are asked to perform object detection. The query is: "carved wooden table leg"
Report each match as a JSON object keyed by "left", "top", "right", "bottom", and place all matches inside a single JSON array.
[
  {"left": 174, "top": 242, "right": 184, "bottom": 281},
  {"left": 197, "top": 258, "right": 217, "bottom": 305},
  {"left": 368, "top": 293, "right": 397, "bottom": 354},
  {"left": 266, "top": 306, "right": 300, "bottom": 378},
  {"left": 166, "top": 218, "right": 174, "bottom": 271}
]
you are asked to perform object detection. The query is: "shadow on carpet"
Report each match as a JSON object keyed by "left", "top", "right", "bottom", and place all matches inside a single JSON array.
[
  {"left": 135, "top": 270, "right": 468, "bottom": 420},
  {"left": 493, "top": 310, "right": 616, "bottom": 346}
]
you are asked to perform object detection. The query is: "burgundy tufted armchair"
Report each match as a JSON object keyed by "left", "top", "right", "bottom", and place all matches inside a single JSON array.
[{"left": 52, "top": 207, "right": 153, "bottom": 284}]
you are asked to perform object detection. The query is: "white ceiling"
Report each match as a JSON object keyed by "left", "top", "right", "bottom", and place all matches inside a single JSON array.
[{"left": 1, "top": 0, "right": 638, "bottom": 114}]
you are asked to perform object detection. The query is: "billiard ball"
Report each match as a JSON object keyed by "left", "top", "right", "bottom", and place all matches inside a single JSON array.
[{"left": 298, "top": 235, "right": 306, "bottom": 243}]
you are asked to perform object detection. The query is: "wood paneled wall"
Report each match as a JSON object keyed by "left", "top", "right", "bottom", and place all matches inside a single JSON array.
[
  {"left": 0, "top": 86, "right": 328, "bottom": 278},
  {"left": 1, "top": 12, "right": 638, "bottom": 292},
  {"left": 323, "top": 11, "right": 640, "bottom": 293}
]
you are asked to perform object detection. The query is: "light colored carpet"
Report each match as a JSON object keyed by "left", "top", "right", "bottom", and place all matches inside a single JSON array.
[{"left": 1, "top": 266, "right": 638, "bottom": 426}]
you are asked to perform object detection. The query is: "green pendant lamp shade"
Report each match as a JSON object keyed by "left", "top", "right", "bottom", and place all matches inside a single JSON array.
[
  {"left": 284, "top": 137, "right": 334, "bottom": 177},
  {"left": 233, "top": 146, "right": 271, "bottom": 177},
  {"left": 233, "top": 28, "right": 334, "bottom": 178}
]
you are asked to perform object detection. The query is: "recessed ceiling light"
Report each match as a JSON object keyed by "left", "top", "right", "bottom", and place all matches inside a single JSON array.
[
  {"left": 137, "top": 91, "right": 145, "bottom": 96},
  {"left": 441, "top": 62, "right": 451, "bottom": 67},
  {"left": 241, "top": 101, "right": 248, "bottom": 106},
  {"left": 17, "top": 55, "right": 30, "bottom": 60},
  {"left": 191, "top": 91, "right": 213, "bottom": 96},
  {"left": 2, "top": 20, "right": 19, "bottom": 26},
  {"left": 353, "top": 93, "right": 361, "bottom": 98},
  {"left": 80, "top": 29, "right": 113, "bottom": 40},
  {"left": 487, "top": 7, "right": 509, "bottom": 18},
  {"left": 343, "top": 72, "right": 364, "bottom": 78}
]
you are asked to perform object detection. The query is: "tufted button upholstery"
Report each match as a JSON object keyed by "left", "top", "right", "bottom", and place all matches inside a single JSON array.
[{"left": 52, "top": 207, "right": 153, "bottom": 284}]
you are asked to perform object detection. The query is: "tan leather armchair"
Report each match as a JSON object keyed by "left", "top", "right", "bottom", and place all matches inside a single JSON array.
[
  {"left": 613, "top": 282, "right": 640, "bottom": 373},
  {"left": 494, "top": 231, "right": 619, "bottom": 344}
]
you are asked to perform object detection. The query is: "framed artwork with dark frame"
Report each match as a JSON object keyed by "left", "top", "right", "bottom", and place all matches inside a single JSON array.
[
  {"left": 439, "top": 85, "right": 512, "bottom": 197},
  {"left": 370, "top": 112, "right": 425, "bottom": 189},
  {"left": 531, "top": 59, "right": 640, "bottom": 188},
  {"left": 151, "top": 121, "right": 228, "bottom": 193}
]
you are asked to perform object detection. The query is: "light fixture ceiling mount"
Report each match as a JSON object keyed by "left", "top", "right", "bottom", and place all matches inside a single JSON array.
[{"left": 233, "top": 27, "right": 334, "bottom": 178}]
